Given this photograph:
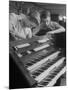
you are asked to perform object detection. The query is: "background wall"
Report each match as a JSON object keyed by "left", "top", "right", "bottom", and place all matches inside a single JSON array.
[{"left": 9, "top": 1, "right": 66, "bottom": 16}]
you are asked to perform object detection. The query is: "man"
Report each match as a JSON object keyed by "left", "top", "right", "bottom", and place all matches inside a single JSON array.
[
  {"left": 32, "top": 10, "right": 65, "bottom": 36},
  {"left": 9, "top": 13, "right": 32, "bottom": 39}
]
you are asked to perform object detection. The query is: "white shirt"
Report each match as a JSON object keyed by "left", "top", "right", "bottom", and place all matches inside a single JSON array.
[{"left": 9, "top": 13, "right": 32, "bottom": 39}]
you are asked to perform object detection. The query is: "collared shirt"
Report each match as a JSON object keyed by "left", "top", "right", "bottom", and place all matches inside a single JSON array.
[
  {"left": 32, "top": 20, "right": 64, "bottom": 35},
  {"left": 40, "top": 21, "right": 62, "bottom": 31}
]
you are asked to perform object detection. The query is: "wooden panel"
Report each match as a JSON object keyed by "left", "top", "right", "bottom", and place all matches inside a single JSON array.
[{"left": 9, "top": 47, "right": 37, "bottom": 86}]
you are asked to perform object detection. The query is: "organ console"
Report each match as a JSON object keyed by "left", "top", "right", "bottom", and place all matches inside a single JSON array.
[{"left": 9, "top": 33, "right": 66, "bottom": 88}]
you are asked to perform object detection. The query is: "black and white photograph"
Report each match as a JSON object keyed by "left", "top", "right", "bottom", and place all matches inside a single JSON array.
[{"left": 9, "top": 0, "right": 66, "bottom": 89}]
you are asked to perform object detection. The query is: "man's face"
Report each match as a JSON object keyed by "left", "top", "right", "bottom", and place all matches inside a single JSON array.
[{"left": 44, "top": 16, "right": 51, "bottom": 26}]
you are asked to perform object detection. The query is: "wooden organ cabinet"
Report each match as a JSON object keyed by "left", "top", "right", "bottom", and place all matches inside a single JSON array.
[{"left": 9, "top": 33, "right": 66, "bottom": 88}]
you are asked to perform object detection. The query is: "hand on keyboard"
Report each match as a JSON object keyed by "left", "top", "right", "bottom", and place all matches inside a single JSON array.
[{"left": 46, "top": 32, "right": 53, "bottom": 39}]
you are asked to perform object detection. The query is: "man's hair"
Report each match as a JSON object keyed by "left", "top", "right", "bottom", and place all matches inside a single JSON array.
[{"left": 41, "top": 10, "right": 50, "bottom": 19}]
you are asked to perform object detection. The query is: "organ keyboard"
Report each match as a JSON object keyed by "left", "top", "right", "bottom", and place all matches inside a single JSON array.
[{"left": 9, "top": 35, "right": 66, "bottom": 87}]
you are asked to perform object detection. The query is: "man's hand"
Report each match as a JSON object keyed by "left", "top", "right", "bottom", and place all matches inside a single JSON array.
[
  {"left": 46, "top": 31, "right": 53, "bottom": 39},
  {"left": 47, "top": 27, "right": 65, "bottom": 34}
]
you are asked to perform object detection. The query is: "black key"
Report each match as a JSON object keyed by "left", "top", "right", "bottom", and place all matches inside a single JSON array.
[
  {"left": 43, "top": 65, "right": 50, "bottom": 70},
  {"left": 44, "top": 78, "right": 51, "bottom": 82},
  {"left": 35, "top": 59, "right": 40, "bottom": 61},
  {"left": 31, "top": 75, "right": 36, "bottom": 78},
  {"left": 41, "top": 66, "right": 47, "bottom": 70},
  {"left": 32, "top": 72, "right": 40, "bottom": 76},
  {"left": 37, "top": 69, "right": 43, "bottom": 73},
  {"left": 34, "top": 59, "right": 40, "bottom": 62},
  {"left": 29, "top": 59, "right": 40, "bottom": 65},
  {"left": 40, "top": 82, "right": 48, "bottom": 86},
  {"left": 28, "top": 59, "right": 36, "bottom": 63},
  {"left": 26, "top": 63, "right": 33, "bottom": 66},
  {"left": 54, "top": 70, "right": 59, "bottom": 73},
  {"left": 47, "top": 63, "right": 53, "bottom": 66},
  {"left": 48, "top": 75, "right": 55, "bottom": 78},
  {"left": 50, "top": 72, "right": 57, "bottom": 76},
  {"left": 30, "top": 60, "right": 36, "bottom": 64}
]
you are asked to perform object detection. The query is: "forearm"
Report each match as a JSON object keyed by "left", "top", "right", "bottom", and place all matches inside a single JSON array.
[{"left": 48, "top": 27, "right": 65, "bottom": 34}]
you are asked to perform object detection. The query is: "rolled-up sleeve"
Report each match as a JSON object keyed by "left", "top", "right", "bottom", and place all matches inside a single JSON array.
[{"left": 53, "top": 22, "right": 63, "bottom": 29}]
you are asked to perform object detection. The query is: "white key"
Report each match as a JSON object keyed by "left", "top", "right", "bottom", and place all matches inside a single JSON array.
[
  {"left": 27, "top": 51, "right": 60, "bottom": 72},
  {"left": 35, "top": 57, "right": 65, "bottom": 82},
  {"left": 34, "top": 44, "right": 50, "bottom": 51},
  {"left": 17, "top": 53, "right": 22, "bottom": 57},
  {"left": 38, "top": 38, "right": 49, "bottom": 43},
  {"left": 16, "top": 43, "right": 30, "bottom": 48},
  {"left": 27, "top": 51, "right": 32, "bottom": 54},
  {"left": 47, "top": 66, "right": 66, "bottom": 86}
]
